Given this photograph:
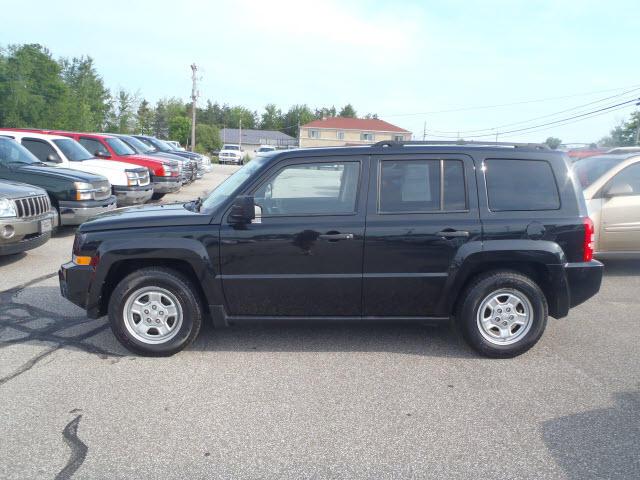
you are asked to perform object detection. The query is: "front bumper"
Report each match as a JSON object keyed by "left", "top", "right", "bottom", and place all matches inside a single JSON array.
[
  {"left": 151, "top": 176, "right": 182, "bottom": 194},
  {"left": 219, "top": 157, "right": 243, "bottom": 165},
  {"left": 59, "top": 261, "right": 95, "bottom": 314},
  {"left": 58, "top": 196, "right": 118, "bottom": 226},
  {"left": 113, "top": 185, "right": 154, "bottom": 206},
  {"left": 0, "top": 212, "right": 54, "bottom": 255}
]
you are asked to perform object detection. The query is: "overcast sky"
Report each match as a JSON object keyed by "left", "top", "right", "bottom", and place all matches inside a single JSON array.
[{"left": 3, "top": 0, "right": 639, "bottom": 143}]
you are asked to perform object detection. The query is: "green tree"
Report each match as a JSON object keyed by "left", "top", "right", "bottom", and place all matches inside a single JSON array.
[
  {"left": 226, "top": 106, "right": 257, "bottom": 129},
  {"left": 136, "top": 99, "right": 153, "bottom": 135},
  {"left": 544, "top": 137, "right": 562, "bottom": 149},
  {"left": 339, "top": 103, "right": 357, "bottom": 118},
  {"left": 168, "top": 116, "right": 190, "bottom": 144},
  {"left": 153, "top": 100, "right": 169, "bottom": 138},
  {"left": 59, "top": 55, "right": 110, "bottom": 131},
  {"left": 0, "top": 44, "right": 67, "bottom": 128},
  {"left": 195, "top": 123, "right": 221, "bottom": 153},
  {"left": 260, "top": 103, "right": 283, "bottom": 130},
  {"left": 314, "top": 106, "right": 336, "bottom": 119},
  {"left": 106, "top": 89, "right": 137, "bottom": 133},
  {"left": 600, "top": 111, "right": 640, "bottom": 147},
  {"left": 282, "top": 104, "right": 314, "bottom": 138}
]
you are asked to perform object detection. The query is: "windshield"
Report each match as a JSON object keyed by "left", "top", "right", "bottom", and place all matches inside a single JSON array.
[
  {"left": 143, "top": 137, "right": 172, "bottom": 152},
  {"left": 201, "top": 157, "right": 269, "bottom": 213},
  {"left": 223, "top": 145, "right": 240, "bottom": 151},
  {"left": 573, "top": 156, "right": 626, "bottom": 189},
  {"left": 105, "top": 138, "right": 136, "bottom": 156},
  {"left": 0, "top": 138, "right": 40, "bottom": 166},
  {"left": 53, "top": 138, "right": 93, "bottom": 161},
  {"left": 120, "top": 135, "right": 154, "bottom": 154}
]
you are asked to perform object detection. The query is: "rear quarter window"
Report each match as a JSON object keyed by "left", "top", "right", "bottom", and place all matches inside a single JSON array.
[{"left": 485, "top": 159, "right": 560, "bottom": 211}]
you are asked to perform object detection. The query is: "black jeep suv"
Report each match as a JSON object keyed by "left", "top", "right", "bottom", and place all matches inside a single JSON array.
[{"left": 59, "top": 141, "right": 603, "bottom": 357}]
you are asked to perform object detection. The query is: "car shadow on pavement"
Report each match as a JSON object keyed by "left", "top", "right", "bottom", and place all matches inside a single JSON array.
[
  {"left": 1, "top": 285, "right": 475, "bottom": 386},
  {"left": 53, "top": 226, "right": 77, "bottom": 238},
  {"left": 0, "top": 251, "right": 27, "bottom": 267},
  {"left": 541, "top": 391, "right": 640, "bottom": 480},
  {"left": 601, "top": 259, "right": 640, "bottom": 277}
]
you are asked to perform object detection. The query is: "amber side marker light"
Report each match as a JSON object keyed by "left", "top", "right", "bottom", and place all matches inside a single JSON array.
[{"left": 73, "top": 255, "right": 96, "bottom": 266}]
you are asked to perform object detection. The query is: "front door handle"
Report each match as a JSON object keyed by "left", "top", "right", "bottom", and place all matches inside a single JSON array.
[
  {"left": 436, "top": 230, "right": 470, "bottom": 238},
  {"left": 319, "top": 233, "right": 354, "bottom": 241}
]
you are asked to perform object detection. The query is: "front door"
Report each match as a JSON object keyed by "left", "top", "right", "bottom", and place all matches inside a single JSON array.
[
  {"left": 599, "top": 162, "right": 640, "bottom": 252},
  {"left": 363, "top": 154, "right": 481, "bottom": 317},
  {"left": 219, "top": 156, "right": 368, "bottom": 317}
]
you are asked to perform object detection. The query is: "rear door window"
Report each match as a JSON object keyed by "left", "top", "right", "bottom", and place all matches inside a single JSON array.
[
  {"left": 378, "top": 159, "right": 467, "bottom": 213},
  {"left": 484, "top": 159, "right": 560, "bottom": 211}
]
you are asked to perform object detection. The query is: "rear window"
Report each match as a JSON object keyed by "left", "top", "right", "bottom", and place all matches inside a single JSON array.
[{"left": 485, "top": 159, "right": 560, "bottom": 211}]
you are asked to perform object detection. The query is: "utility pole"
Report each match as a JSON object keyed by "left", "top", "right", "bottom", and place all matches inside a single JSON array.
[
  {"left": 190, "top": 63, "right": 198, "bottom": 152},
  {"left": 297, "top": 119, "right": 301, "bottom": 147},
  {"left": 422, "top": 121, "right": 426, "bottom": 141},
  {"left": 239, "top": 118, "right": 242, "bottom": 152}
]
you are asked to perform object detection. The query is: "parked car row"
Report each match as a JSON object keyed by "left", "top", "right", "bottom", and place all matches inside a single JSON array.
[{"left": 0, "top": 129, "right": 212, "bottom": 256}]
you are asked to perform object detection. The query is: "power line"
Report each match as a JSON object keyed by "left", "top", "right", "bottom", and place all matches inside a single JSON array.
[
  {"left": 383, "top": 83, "right": 640, "bottom": 117},
  {"left": 423, "top": 98, "right": 639, "bottom": 139},
  {"left": 427, "top": 87, "right": 640, "bottom": 135}
]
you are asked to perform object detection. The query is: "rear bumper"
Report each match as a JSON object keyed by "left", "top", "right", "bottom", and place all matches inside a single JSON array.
[
  {"left": 565, "top": 260, "right": 604, "bottom": 308},
  {"left": 151, "top": 176, "right": 182, "bottom": 194},
  {"left": 113, "top": 185, "right": 154, "bottom": 206},
  {"left": 59, "top": 197, "right": 117, "bottom": 225}
]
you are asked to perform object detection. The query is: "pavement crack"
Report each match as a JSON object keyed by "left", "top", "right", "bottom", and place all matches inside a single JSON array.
[
  {"left": 55, "top": 414, "right": 88, "bottom": 480},
  {"left": 0, "top": 344, "right": 58, "bottom": 387}
]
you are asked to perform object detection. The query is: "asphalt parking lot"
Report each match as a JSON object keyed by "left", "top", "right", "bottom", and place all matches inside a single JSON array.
[{"left": 1, "top": 164, "right": 638, "bottom": 480}]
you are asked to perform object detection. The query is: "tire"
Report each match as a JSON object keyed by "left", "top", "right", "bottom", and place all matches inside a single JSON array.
[
  {"left": 108, "top": 267, "right": 202, "bottom": 356},
  {"left": 457, "top": 271, "right": 548, "bottom": 358},
  {"left": 151, "top": 192, "right": 166, "bottom": 200}
]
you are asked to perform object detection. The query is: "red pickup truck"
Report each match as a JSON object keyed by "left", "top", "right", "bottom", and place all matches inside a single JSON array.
[{"left": 51, "top": 132, "right": 182, "bottom": 200}]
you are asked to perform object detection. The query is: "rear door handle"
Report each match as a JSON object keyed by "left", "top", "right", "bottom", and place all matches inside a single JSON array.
[
  {"left": 319, "top": 233, "right": 354, "bottom": 241},
  {"left": 436, "top": 230, "right": 470, "bottom": 238}
]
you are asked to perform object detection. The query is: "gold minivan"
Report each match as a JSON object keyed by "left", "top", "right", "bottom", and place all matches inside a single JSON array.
[{"left": 574, "top": 153, "right": 640, "bottom": 258}]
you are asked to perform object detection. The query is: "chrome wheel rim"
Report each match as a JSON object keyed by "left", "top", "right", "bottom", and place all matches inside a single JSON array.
[
  {"left": 123, "top": 287, "right": 183, "bottom": 344},
  {"left": 476, "top": 288, "right": 533, "bottom": 346}
]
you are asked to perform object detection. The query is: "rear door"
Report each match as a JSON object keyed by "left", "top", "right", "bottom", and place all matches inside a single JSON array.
[
  {"left": 363, "top": 154, "right": 480, "bottom": 317},
  {"left": 599, "top": 162, "right": 640, "bottom": 252}
]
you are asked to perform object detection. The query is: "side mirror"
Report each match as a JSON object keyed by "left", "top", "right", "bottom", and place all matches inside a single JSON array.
[
  {"left": 604, "top": 182, "right": 633, "bottom": 197},
  {"left": 95, "top": 150, "right": 111, "bottom": 159},
  {"left": 46, "top": 153, "right": 62, "bottom": 163},
  {"left": 229, "top": 195, "right": 255, "bottom": 224}
]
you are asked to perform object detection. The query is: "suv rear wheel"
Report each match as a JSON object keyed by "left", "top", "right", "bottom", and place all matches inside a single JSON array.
[
  {"left": 108, "top": 267, "right": 202, "bottom": 356},
  {"left": 458, "top": 271, "right": 548, "bottom": 358}
]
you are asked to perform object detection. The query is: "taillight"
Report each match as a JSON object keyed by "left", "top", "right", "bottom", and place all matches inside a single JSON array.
[{"left": 583, "top": 217, "right": 595, "bottom": 262}]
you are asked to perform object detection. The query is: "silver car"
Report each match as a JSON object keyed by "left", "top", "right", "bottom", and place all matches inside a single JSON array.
[
  {"left": 0, "top": 180, "right": 56, "bottom": 255},
  {"left": 574, "top": 152, "right": 640, "bottom": 258}
]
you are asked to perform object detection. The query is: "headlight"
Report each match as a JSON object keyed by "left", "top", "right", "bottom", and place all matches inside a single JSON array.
[
  {"left": 126, "top": 171, "right": 139, "bottom": 186},
  {"left": 0, "top": 198, "right": 17, "bottom": 218},
  {"left": 73, "top": 182, "right": 94, "bottom": 201}
]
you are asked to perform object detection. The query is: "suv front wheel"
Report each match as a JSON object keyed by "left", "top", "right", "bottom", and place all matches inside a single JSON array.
[
  {"left": 108, "top": 267, "right": 202, "bottom": 356},
  {"left": 458, "top": 271, "right": 548, "bottom": 358}
]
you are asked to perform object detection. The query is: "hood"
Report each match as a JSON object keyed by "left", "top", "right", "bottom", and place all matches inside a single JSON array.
[
  {"left": 147, "top": 152, "right": 191, "bottom": 163},
  {"left": 166, "top": 150, "right": 201, "bottom": 160},
  {"left": 0, "top": 180, "right": 47, "bottom": 199},
  {"left": 71, "top": 159, "right": 143, "bottom": 173},
  {"left": 17, "top": 164, "right": 106, "bottom": 183},
  {"left": 78, "top": 202, "right": 212, "bottom": 232}
]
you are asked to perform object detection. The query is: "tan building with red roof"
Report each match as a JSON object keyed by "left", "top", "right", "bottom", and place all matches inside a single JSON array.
[{"left": 299, "top": 117, "right": 412, "bottom": 148}]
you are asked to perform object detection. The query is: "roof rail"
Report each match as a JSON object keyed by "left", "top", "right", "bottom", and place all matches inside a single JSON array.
[{"left": 372, "top": 140, "right": 550, "bottom": 150}]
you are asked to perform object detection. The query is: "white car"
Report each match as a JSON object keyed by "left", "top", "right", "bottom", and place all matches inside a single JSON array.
[
  {"left": 0, "top": 131, "right": 153, "bottom": 206},
  {"left": 254, "top": 145, "right": 277, "bottom": 157},
  {"left": 218, "top": 144, "right": 244, "bottom": 165},
  {"left": 166, "top": 140, "right": 186, "bottom": 151}
]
